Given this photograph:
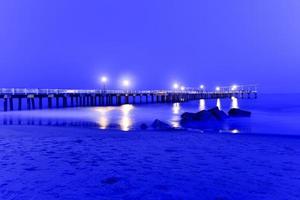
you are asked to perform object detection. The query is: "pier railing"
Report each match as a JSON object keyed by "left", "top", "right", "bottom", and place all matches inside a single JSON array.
[
  {"left": 0, "top": 85, "right": 257, "bottom": 95},
  {"left": 0, "top": 85, "right": 257, "bottom": 111}
]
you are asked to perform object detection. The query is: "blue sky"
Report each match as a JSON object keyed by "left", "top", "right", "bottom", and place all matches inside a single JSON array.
[{"left": 0, "top": 0, "right": 299, "bottom": 92}]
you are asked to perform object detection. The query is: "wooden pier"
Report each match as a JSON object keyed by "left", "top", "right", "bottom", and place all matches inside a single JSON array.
[{"left": 0, "top": 85, "right": 257, "bottom": 112}]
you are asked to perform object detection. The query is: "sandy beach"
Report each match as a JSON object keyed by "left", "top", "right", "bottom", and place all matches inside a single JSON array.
[{"left": 0, "top": 126, "right": 299, "bottom": 200}]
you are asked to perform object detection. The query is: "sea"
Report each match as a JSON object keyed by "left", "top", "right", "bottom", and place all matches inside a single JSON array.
[{"left": 0, "top": 94, "right": 300, "bottom": 135}]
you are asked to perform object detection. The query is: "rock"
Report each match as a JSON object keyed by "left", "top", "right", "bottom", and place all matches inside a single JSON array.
[
  {"left": 195, "top": 110, "right": 216, "bottom": 121},
  {"left": 228, "top": 108, "right": 251, "bottom": 117},
  {"left": 140, "top": 123, "right": 148, "bottom": 130},
  {"left": 181, "top": 112, "right": 198, "bottom": 121},
  {"left": 208, "top": 107, "right": 228, "bottom": 120},
  {"left": 151, "top": 119, "right": 172, "bottom": 130},
  {"left": 181, "top": 110, "right": 216, "bottom": 122}
]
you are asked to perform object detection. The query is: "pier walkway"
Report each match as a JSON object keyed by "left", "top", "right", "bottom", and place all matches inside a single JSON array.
[{"left": 0, "top": 85, "right": 257, "bottom": 111}]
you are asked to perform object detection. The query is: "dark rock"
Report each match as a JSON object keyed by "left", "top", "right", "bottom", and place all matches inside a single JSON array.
[
  {"left": 208, "top": 107, "right": 228, "bottom": 120},
  {"left": 195, "top": 110, "right": 216, "bottom": 121},
  {"left": 181, "top": 112, "right": 198, "bottom": 121},
  {"left": 151, "top": 119, "right": 172, "bottom": 130},
  {"left": 228, "top": 108, "right": 251, "bottom": 117},
  {"left": 140, "top": 123, "right": 148, "bottom": 130},
  {"left": 181, "top": 110, "right": 216, "bottom": 122}
]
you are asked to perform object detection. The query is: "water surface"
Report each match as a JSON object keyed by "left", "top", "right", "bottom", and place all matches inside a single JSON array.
[{"left": 1, "top": 94, "right": 300, "bottom": 135}]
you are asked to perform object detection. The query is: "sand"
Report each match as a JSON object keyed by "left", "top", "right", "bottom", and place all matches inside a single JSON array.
[{"left": 0, "top": 126, "right": 300, "bottom": 200}]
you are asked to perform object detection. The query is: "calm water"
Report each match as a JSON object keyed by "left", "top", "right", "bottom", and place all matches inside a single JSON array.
[{"left": 1, "top": 94, "right": 300, "bottom": 135}]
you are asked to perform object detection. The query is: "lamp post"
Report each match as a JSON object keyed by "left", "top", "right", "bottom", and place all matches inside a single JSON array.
[
  {"left": 123, "top": 79, "right": 130, "bottom": 93},
  {"left": 231, "top": 85, "right": 238, "bottom": 91},
  {"left": 173, "top": 83, "right": 179, "bottom": 90},
  {"left": 200, "top": 84, "right": 205, "bottom": 92},
  {"left": 101, "top": 76, "right": 108, "bottom": 92}
]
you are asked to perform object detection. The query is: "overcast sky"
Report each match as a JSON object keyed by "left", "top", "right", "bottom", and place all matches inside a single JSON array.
[{"left": 0, "top": 0, "right": 299, "bottom": 92}]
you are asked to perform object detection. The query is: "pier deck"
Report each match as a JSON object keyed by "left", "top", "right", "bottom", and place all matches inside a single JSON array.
[{"left": 0, "top": 85, "right": 257, "bottom": 111}]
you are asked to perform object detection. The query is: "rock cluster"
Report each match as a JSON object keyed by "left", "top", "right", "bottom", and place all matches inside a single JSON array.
[
  {"left": 181, "top": 107, "right": 251, "bottom": 123},
  {"left": 140, "top": 108, "right": 251, "bottom": 131},
  {"left": 228, "top": 108, "right": 251, "bottom": 117}
]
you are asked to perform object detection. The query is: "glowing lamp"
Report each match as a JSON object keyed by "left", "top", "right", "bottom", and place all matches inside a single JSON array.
[{"left": 173, "top": 83, "right": 179, "bottom": 89}]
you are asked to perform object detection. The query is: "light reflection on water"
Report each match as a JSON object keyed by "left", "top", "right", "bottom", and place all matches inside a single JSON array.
[
  {"left": 231, "top": 129, "right": 240, "bottom": 134},
  {"left": 95, "top": 107, "right": 115, "bottom": 130},
  {"left": 0, "top": 98, "right": 241, "bottom": 131},
  {"left": 231, "top": 96, "right": 239, "bottom": 109},
  {"left": 171, "top": 103, "right": 181, "bottom": 128},
  {"left": 199, "top": 99, "right": 206, "bottom": 111},
  {"left": 2, "top": 94, "right": 300, "bottom": 135},
  {"left": 172, "top": 103, "right": 180, "bottom": 115},
  {"left": 119, "top": 104, "right": 134, "bottom": 131},
  {"left": 216, "top": 99, "right": 221, "bottom": 110}
]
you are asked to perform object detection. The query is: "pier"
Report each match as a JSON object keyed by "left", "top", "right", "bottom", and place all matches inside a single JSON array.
[{"left": 0, "top": 85, "right": 257, "bottom": 112}]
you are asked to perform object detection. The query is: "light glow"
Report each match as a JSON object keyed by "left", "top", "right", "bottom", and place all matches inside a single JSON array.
[
  {"left": 216, "top": 86, "right": 220, "bottom": 91},
  {"left": 231, "top": 85, "right": 238, "bottom": 91},
  {"left": 123, "top": 80, "right": 130, "bottom": 87},
  {"left": 200, "top": 85, "right": 205, "bottom": 89},
  {"left": 180, "top": 86, "right": 185, "bottom": 91},
  {"left": 173, "top": 83, "right": 179, "bottom": 89},
  {"left": 101, "top": 76, "right": 108, "bottom": 83}
]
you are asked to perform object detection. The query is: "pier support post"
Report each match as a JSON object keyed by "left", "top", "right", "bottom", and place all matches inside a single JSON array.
[
  {"left": 39, "top": 97, "right": 43, "bottom": 109},
  {"left": 79, "top": 96, "right": 83, "bottom": 106},
  {"left": 117, "top": 96, "right": 121, "bottom": 105},
  {"left": 31, "top": 98, "right": 35, "bottom": 109},
  {"left": 27, "top": 98, "right": 31, "bottom": 110},
  {"left": 18, "top": 98, "right": 22, "bottom": 110},
  {"left": 139, "top": 95, "right": 142, "bottom": 104},
  {"left": 3, "top": 97, "right": 8, "bottom": 112},
  {"left": 9, "top": 97, "right": 13, "bottom": 111},
  {"left": 75, "top": 96, "right": 79, "bottom": 106},
  {"left": 86, "top": 96, "right": 90, "bottom": 106},
  {"left": 56, "top": 97, "right": 60, "bottom": 108},
  {"left": 83, "top": 96, "right": 86, "bottom": 106},
  {"left": 48, "top": 97, "right": 53, "bottom": 108},
  {"left": 109, "top": 95, "right": 113, "bottom": 105},
  {"left": 125, "top": 95, "right": 129, "bottom": 104},
  {"left": 71, "top": 96, "right": 74, "bottom": 107},
  {"left": 63, "top": 96, "right": 67, "bottom": 107}
]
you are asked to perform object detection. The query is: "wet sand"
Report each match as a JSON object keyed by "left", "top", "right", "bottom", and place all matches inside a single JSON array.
[{"left": 0, "top": 126, "right": 300, "bottom": 200}]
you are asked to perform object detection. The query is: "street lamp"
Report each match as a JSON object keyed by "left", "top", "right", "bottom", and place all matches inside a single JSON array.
[
  {"left": 216, "top": 86, "right": 220, "bottom": 92},
  {"left": 180, "top": 86, "right": 185, "bottom": 91},
  {"left": 173, "top": 83, "right": 179, "bottom": 90},
  {"left": 200, "top": 85, "right": 205, "bottom": 89},
  {"left": 122, "top": 79, "right": 130, "bottom": 93},
  {"left": 101, "top": 76, "right": 108, "bottom": 91},
  {"left": 123, "top": 80, "right": 130, "bottom": 87},
  {"left": 231, "top": 85, "right": 238, "bottom": 91}
]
